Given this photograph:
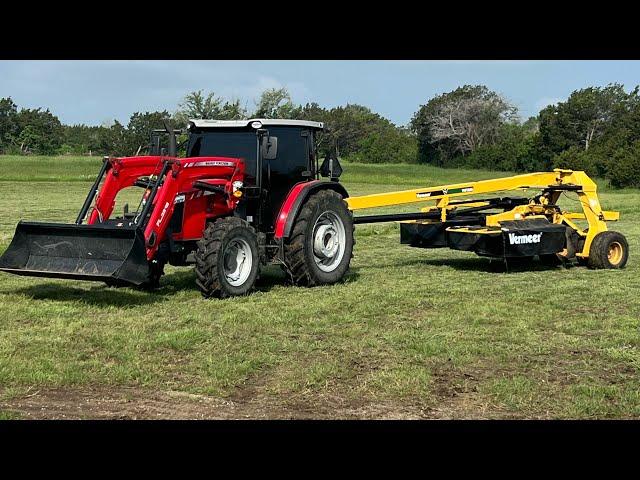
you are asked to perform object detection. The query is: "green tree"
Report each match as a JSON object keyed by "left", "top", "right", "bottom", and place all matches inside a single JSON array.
[
  {"left": 14, "top": 107, "right": 63, "bottom": 154},
  {"left": 321, "top": 104, "right": 390, "bottom": 157},
  {"left": 606, "top": 141, "right": 640, "bottom": 188},
  {"left": 466, "top": 123, "right": 543, "bottom": 172},
  {"left": 538, "top": 84, "right": 637, "bottom": 158},
  {"left": 0, "top": 97, "right": 19, "bottom": 152},
  {"left": 174, "top": 90, "right": 247, "bottom": 125},
  {"left": 62, "top": 124, "right": 112, "bottom": 155},
  {"left": 253, "top": 87, "right": 301, "bottom": 119},
  {"left": 127, "top": 110, "right": 171, "bottom": 154},
  {"left": 351, "top": 125, "right": 417, "bottom": 164},
  {"left": 411, "top": 85, "right": 517, "bottom": 166},
  {"left": 92, "top": 120, "right": 130, "bottom": 156},
  {"left": 539, "top": 84, "right": 640, "bottom": 186}
]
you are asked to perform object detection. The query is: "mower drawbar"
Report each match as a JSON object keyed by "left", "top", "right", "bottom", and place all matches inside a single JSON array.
[{"left": 0, "top": 221, "right": 150, "bottom": 285}]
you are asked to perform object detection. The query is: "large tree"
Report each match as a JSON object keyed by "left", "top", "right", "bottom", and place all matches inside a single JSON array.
[
  {"left": 411, "top": 85, "right": 517, "bottom": 166},
  {"left": 174, "top": 90, "right": 247, "bottom": 125},
  {"left": 0, "top": 97, "right": 19, "bottom": 152},
  {"left": 127, "top": 110, "right": 171, "bottom": 154},
  {"left": 14, "top": 107, "right": 63, "bottom": 155},
  {"left": 253, "top": 87, "right": 300, "bottom": 119},
  {"left": 538, "top": 84, "right": 638, "bottom": 159}
]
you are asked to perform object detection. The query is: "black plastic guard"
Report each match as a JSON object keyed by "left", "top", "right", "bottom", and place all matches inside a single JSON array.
[
  {"left": 447, "top": 218, "right": 567, "bottom": 258},
  {"left": 0, "top": 221, "right": 150, "bottom": 285}
]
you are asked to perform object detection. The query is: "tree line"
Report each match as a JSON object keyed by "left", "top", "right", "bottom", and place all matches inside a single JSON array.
[{"left": 1, "top": 83, "right": 639, "bottom": 187}]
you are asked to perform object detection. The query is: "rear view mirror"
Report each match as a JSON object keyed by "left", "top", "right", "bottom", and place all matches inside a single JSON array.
[
  {"left": 261, "top": 136, "right": 278, "bottom": 160},
  {"left": 319, "top": 154, "right": 343, "bottom": 180}
]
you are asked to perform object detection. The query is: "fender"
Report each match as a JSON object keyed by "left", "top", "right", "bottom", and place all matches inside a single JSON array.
[{"left": 274, "top": 180, "right": 349, "bottom": 239}]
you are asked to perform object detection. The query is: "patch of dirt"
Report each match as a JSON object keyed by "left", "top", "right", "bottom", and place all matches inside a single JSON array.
[
  {"left": 424, "top": 362, "right": 521, "bottom": 419},
  {"left": 0, "top": 385, "right": 430, "bottom": 420}
]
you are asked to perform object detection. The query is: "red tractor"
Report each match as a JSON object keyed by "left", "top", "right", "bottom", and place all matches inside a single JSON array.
[{"left": 0, "top": 119, "right": 354, "bottom": 298}]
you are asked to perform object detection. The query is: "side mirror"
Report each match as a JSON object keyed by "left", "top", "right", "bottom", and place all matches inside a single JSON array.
[
  {"left": 319, "top": 154, "right": 343, "bottom": 180},
  {"left": 261, "top": 136, "right": 278, "bottom": 160}
]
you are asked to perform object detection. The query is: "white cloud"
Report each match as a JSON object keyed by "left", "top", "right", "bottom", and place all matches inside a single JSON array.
[{"left": 535, "top": 97, "right": 562, "bottom": 111}]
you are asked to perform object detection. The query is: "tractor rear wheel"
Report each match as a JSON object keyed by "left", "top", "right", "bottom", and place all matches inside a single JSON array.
[
  {"left": 587, "top": 231, "right": 629, "bottom": 269},
  {"left": 283, "top": 189, "right": 354, "bottom": 287},
  {"left": 195, "top": 217, "right": 260, "bottom": 298}
]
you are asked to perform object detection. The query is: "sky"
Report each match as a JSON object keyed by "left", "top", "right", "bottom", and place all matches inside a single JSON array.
[{"left": 1, "top": 60, "right": 639, "bottom": 127}]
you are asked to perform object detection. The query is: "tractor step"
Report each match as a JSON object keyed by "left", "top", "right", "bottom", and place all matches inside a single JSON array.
[{"left": 0, "top": 221, "right": 150, "bottom": 285}]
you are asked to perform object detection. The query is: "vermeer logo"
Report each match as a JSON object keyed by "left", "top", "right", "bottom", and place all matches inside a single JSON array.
[{"left": 508, "top": 232, "right": 542, "bottom": 245}]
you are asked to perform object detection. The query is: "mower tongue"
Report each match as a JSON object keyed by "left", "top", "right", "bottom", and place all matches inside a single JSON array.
[{"left": 0, "top": 221, "right": 150, "bottom": 285}]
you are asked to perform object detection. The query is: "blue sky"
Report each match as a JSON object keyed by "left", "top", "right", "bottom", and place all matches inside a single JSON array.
[{"left": 1, "top": 60, "right": 639, "bottom": 127}]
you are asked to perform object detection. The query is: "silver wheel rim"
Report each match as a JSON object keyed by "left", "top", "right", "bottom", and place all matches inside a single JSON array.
[
  {"left": 312, "top": 211, "right": 346, "bottom": 273},
  {"left": 223, "top": 238, "right": 253, "bottom": 287}
]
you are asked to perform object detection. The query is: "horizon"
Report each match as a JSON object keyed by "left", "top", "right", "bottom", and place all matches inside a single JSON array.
[{"left": 1, "top": 60, "right": 639, "bottom": 127}]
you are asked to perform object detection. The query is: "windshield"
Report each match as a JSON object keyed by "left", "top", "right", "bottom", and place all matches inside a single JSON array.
[{"left": 187, "top": 131, "right": 256, "bottom": 160}]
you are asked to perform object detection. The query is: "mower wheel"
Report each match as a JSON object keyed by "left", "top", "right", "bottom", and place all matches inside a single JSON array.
[
  {"left": 587, "top": 231, "right": 629, "bottom": 269},
  {"left": 283, "top": 189, "right": 354, "bottom": 287},
  {"left": 195, "top": 217, "right": 259, "bottom": 298}
]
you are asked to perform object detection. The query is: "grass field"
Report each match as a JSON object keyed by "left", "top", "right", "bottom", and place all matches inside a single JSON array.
[{"left": 0, "top": 155, "right": 639, "bottom": 419}]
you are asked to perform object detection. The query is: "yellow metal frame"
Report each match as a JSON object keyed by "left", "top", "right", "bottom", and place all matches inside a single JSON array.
[{"left": 346, "top": 169, "right": 619, "bottom": 258}]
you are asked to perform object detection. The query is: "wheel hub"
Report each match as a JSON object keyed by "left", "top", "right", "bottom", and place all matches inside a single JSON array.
[
  {"left": 312, "top": 211, "right": 346, "bottom": 273},
  {"left": 313, "top": 224, "right": 339, "bottom": 259},
  {"left": 608, "top": 241, "right": 623, "bottom": 265},
  {"left": 223, "top": 238, "right": 252, "bottom": 286}
]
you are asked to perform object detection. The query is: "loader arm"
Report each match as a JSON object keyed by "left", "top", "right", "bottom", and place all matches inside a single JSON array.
[
  {"left": 0, "top": 155, "right": 246, "bottom": 286},
  {"left": 86, "top": 156, "right": 167, "bottom": 224},
  {"left": 137, "top": 157, "right": 245, "bottom": 260},
  {"left": 85, "top": 156, "right": 246, "bottom": 260}
]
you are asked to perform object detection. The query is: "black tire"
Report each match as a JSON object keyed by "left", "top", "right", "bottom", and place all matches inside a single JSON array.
[
  {"left": 283, "top": 189, "right": 354, "bottom": 287},
  {"left": 587, "top": 231, "right": 629, "bottom": 269},
  {"left": 194, "top": 217, "right": 260, "bottom": 298}
]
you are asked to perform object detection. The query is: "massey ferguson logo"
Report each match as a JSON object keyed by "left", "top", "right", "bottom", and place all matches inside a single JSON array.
[{"left": 508, "top": 232, "right": 542, "bottom": 245}]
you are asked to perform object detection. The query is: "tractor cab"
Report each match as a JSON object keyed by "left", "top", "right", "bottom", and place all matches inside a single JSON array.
[{"left": 185, "top": 119, "right": 327, "bottom": 231}]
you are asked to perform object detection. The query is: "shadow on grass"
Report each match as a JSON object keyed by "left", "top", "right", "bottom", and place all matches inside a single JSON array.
[
  {"left": 11, "top": 264, "right": 365, "bottom": 304},
  {"left": 160, "top": 265, "right": 289, "bottom": 295},
  {"left": 13, "top": 282, "right": 166, "bottom": 307},
  {"left": 355, "top": 255, "right": 565, "bottom": 273}
]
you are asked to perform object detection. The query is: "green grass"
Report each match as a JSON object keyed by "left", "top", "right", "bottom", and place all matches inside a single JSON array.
[{"left": 0, "top": 156, "right": 639, "bottom": 418}]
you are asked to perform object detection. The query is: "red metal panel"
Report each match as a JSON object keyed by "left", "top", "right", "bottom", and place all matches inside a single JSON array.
[{"left": 274, "top": 180, "right": 321, "bottom": 239}]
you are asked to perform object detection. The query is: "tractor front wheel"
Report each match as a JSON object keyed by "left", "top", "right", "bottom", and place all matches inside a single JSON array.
[
  {"left": 283, "top": 189, "right": 354, "bottom": 287},
  {"left": 587, "top": 231, "right": 629, "bottom": 269},
  {"left": 195, "top": 217, "right": 260, "bottom": 298}
]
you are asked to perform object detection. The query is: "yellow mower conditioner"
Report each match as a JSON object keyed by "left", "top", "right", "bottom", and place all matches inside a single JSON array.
[{"left": 347, "top": 169, "right": 628, "bottom": 269}]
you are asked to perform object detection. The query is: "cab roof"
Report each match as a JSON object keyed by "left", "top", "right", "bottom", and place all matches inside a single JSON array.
[{"left": 188, "top": 118, "right": 324, "bottom": 130}]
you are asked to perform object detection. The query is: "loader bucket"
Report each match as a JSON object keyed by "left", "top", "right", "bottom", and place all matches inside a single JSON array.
[{"left": 0, "top": 221, "right": 150, "bottom": 285}]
